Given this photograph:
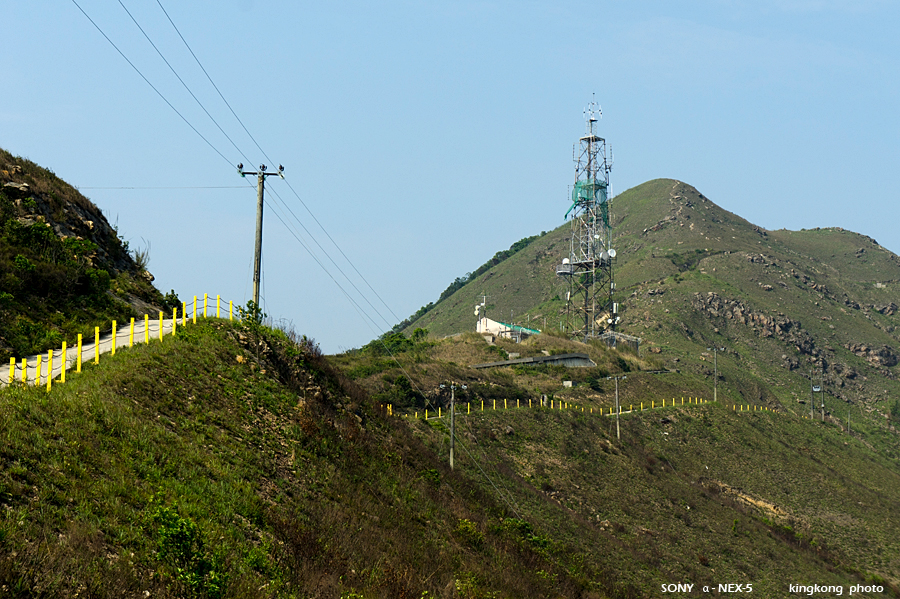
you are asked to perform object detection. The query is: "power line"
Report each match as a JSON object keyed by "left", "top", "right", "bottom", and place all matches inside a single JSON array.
[
  {"left": 155, "top": 0, "right": 269, "bottom": 164},
  {"left": 78, "top": 186, "right": 246, "bottom": 189},
  {"left": 115, "top": 0, "right": 253, "bottom": 166},
  {"left": 70, "top": 0, "right": 233, "bottom": 168},
  {"left": 153, "top": 0, "right": 402, "bottom": 326},
  {"left": 77, "top": 0, "right": 521, "bottom": 517}
]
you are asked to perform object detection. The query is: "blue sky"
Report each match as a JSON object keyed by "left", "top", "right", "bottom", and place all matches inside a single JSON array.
[{"left": 4, "top": 1, "right": 899, "bottom": 352}]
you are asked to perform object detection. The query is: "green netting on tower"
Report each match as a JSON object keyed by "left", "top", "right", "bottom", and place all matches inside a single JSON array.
[{"left": 564, "top": 179, "right": 608, "bottom": 226}]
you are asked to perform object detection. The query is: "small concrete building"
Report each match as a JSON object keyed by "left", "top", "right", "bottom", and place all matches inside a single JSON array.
[{"left": 476, "top": 316, "right": 540, "bottom": 341}]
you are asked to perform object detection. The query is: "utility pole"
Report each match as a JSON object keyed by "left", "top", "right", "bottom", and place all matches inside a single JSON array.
[
  {"left": 440, "top": 382, "right": 466, "bottom": 470},
  {"left": 820, "top": 366, "right": 825, "bottom": 422},
  {"left": 607, "top": 375, "right": 626, "bottom": 440},
  {"left": 809, "top": 369, "right": 814, "bottom": 419},
  {"left": 238, "top": 163, "right": 284, "bottom": 309},
  {"left": 707, "top": 347, "right": 725, "bottom": 402}
]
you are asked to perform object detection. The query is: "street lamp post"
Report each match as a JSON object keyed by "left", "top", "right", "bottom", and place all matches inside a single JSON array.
[{"left": 707, "top": 346, "right": 725, "bottom": 402}]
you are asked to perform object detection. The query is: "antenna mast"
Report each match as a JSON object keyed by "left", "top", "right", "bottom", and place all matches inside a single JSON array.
[{"left": 557, "top": 98, "right": 617, "bottom": 342}]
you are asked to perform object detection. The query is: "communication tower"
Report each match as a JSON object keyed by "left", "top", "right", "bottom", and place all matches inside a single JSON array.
[{"left": 557, "top": 99, "right": 618, "bottom": 342}]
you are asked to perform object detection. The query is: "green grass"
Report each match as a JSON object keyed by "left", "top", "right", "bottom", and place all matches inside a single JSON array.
[
  {"left": 1, "top": 319, "right": 642, "bottom": 598},
  {"left": 411, "top": 399, "right": 900, "bottom": 596}
]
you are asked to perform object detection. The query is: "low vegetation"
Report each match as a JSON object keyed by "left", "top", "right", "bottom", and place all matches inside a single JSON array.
[{"left": 0, "top": 148, "right": 174, "bottom": 360}]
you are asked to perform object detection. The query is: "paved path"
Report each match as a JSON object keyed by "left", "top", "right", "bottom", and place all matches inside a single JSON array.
[{"left": 3, "top": 309, "right": 232, "bottom": 388}]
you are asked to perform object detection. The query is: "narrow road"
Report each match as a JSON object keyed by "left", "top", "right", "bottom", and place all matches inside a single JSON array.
[{"left": 3, "top": 299, "right": 236, "bottom": 388}]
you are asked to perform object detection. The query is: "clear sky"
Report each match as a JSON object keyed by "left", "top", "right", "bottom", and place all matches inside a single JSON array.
[{"left": 4, "top": 1, "right": 899, "bottom": 352}]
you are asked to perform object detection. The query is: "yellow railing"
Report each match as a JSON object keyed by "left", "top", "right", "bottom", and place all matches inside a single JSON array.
[{"left": 3, "top": 294, "right": 238, "bottom": 391}]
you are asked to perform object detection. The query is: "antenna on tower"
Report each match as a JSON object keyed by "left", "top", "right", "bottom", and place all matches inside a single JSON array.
[{"left": 556, "top": 96, "right": 618, "bottom": 344}]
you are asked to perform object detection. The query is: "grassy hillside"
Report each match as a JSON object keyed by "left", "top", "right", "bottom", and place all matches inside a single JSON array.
[
  {"left": 0, "top": 318, "right": 639, "bottom": 598},
  {"left": 4, "top": 153, "right": 900, "bottom": 598},
  {"left": 4, "top": 316, "right": 900, "bottom": 597},
  {"left": 0, "top": 148, "right": 175, "bottom": 361},
  {"left": 400, "top": 178, "right": 900, "bottom": 428}
]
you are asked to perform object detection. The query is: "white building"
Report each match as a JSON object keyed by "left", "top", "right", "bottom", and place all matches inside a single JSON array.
[{"left": 476, "top": 316, "right": 540, "bottom": 341}]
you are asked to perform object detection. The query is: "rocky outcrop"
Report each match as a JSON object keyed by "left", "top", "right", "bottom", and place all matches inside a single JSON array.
[
  {"left": 845, "top": 342, "right": 898, "bottom": 367},
  {"left": 691, "top": 292, "right": 820, "bottom": 359}
]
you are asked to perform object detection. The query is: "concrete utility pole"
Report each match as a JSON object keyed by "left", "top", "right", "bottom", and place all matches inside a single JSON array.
[
  {"left": 607, "top": 375, "right": 626, "bottom": 440},
  {"left": 820, "top": 366, "right": 825, "bottom": 422},
  {"left": 238, "top": 163, "right": 284, "bottom": 309},
  {"left": 707, "top": 346, "right": 725, "bottom": 402},
  {"left": 441, "top": 382, "right": 467, "bottom": 470}
]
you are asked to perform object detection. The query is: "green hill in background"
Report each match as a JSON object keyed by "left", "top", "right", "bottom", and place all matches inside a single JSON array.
[
  {"left": 402, "top": 179, "right": 900, "bottom": 418},
  {"left": 2, "top": 149, "right": 900, "bottom": 598}
]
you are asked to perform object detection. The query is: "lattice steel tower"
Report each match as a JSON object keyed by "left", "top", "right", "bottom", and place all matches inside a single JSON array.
[{"left": 557, "top": 100, "right": 617, "bottom": 342}]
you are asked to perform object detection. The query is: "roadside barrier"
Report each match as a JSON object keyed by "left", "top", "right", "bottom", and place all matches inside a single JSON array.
[
  {"left": 405, "top": 396, "right": 712, "bottom": 420},
  {"left": 3, "top": 294, "right": 239, "bottom": 390},
  {"left": 400, "top": 397, "right": 784, "bottom": 422}
]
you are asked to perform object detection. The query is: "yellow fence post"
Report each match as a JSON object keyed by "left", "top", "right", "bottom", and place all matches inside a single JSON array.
[
  {"left": 173, "top": 308, "right": 178, "bottom": 336},
  {"left": 504, "top": 398, "right": 507, "bottom": 409},
  {"left": 425, "top": 409, "right": 428, "bottom": 419},
  {"left": 204, "top": 293, "right": 208, "bottom": 318},
  {"left": 130, "top": 317, "right": 135, "bottom": 347},
  {"left": 112, "top": 320, "right": 117, "bottom": 356},
  {"left": 229, "top": 300, "right": 233, "bottom": 321},
  {"left": 468, "top": 403, "right": 470, "bottom": 414},
  {"left": 517, "top": 399, "right": 520, "bottom": 409},
  {"left": 21, "top": 358, "right": 26, "bottom": 384},
  {"left": 94, "top": 327, "right": 100, "bottom": 365},
  {"left": 77, "top": 334, "right": 82, "bottom": 372},
  {"left": 193, "top": 296, "right": 197, "bottom": 324},
  {"left": 439, "top": 407, "right": 441, "bottom": 418},
  {"left": 159, "top": 312, "right": 163, "bottom": 341},
  {"left": 217, "top": 295, "right": 221, "bottom": 318},
  {"left": 8, "top": 357, "right": 14, "bottom": 385},
  {"left": 481, "top": 400, "right": 484, "bottom": 411},
  {"left": 144, "top": 314, "right": 149, "bottom": 343},
  {"left": 493, "top": 399, "right": 496, "bottom": 410},
  {"left": 529, "top": 398, "right": 532, "bottom": 408},
  {"left": 641, "top": 402, "right": 643, "bottom": 411},
  {"left": 46, "top": 349, "right": 53, "bottom": 391},
  {"left": 35, "top": 355, "right": 42, "bottom": 387},
  {"left": 61, "top": 341, "right": 66, "bottom": 383},
  {"left": 652, "top": 400, "right": 655, "bottom": 409},
  {"left": 182, "top": 302, "right": 187, "bottom": 326}
]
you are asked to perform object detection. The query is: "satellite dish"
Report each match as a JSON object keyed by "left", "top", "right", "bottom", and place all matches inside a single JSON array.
[
  {"left": 594, "top": 234, "right": 600, "bottom": 239},
  {"left": 474, "top": 310, "right": 480, "bottom": 316},
  {"left": 609, "top": 248, "right": 617, "bottom": 258},
  {"left": 562, "top": 258, "right": 570, "bottom": 265},
  {"left": 600, "top": 250, "right": 610, "bottom": 261}
]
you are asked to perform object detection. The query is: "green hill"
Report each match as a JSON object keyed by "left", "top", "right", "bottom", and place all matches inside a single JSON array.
[
  {"left": 3, "top": 152, "right": 900, "bottom": 598},
  {"left": 401, "top": 179, "right": 900, "bottom": 418}
]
